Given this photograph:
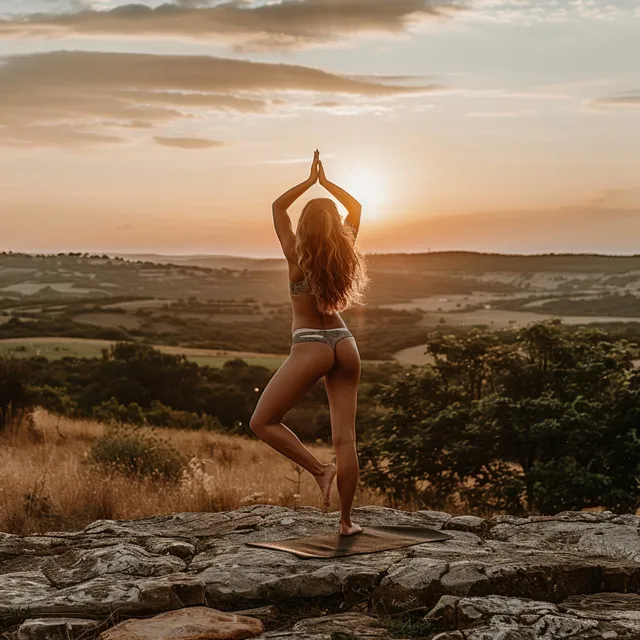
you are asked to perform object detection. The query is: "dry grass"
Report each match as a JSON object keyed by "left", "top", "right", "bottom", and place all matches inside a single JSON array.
[{"left": 0, "top": 410, "right": 388, "bottom": 535}]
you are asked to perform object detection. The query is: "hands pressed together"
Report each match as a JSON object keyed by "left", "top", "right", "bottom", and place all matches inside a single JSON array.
[
  {"left": 309, "top": 149, "right": 327, "bottom": 186},
  {"left": 272, "top": 148, "right": 361, "bottom": 235}
]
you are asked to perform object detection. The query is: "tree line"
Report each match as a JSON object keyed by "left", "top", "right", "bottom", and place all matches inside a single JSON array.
[
  {"left": 0, "top": 341, "right": 400, "bottom": 440},
  {"left": 2, "top": 320, "right": 639, "bottom": 516}
]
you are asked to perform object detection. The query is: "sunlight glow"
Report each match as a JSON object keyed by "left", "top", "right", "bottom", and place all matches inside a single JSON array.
[{"left": 339, "top": 165, "right": 389, "bottom": 221}]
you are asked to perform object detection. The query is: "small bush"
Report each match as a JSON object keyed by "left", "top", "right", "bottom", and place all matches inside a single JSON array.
[
  {"left": 92, "top": 397, "right": 222, "bottom": 431},
  {"left": 144, "top": 400, "right": 223, "bottom": 431},
  {"left": 88, "top": 423, "right": 186, "bottom": 481},
  {"left": 93, "top": 398, "right": 145, "bottom": 426},
  {"left": 370, "top": 613, "right": 436, "bottom": 638}
]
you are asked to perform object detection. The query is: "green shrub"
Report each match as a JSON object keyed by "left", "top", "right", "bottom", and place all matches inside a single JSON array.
[
  {"left": 93, "top": 397, "right": 145, "bottom": 425},
  {"left": 144, "top": 400, "right": 223, "bottom": 431},
  {"left": 88, "top": 423, "right": 186, "bottom": 480},
  {"left": 30, "top": 385, "right": 77, "bottom": 418},
  {"left": 92, "top": 397, "right": 222, "bottom": 431},
  {"left": 370, "top": 613, "right": 436, "bottom": 638},
  {"left": 359, "top": 320, "right": 640, "bottom": 515}
]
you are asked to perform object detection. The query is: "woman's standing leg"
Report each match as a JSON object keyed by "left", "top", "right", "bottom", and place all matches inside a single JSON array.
[
  {"left": 250, "top": 342, "right": 337, "bottom": 504},
  {"left": 324, "top": 337, "right": 362, "bottom": 535}
]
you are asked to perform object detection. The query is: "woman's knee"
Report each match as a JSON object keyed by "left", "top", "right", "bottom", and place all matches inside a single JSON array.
[
  {"left": 249, "top": 412, "right": 266, "bottom": 434},
  {"left": 332, "top": 429, "right": 356, "bottom": 449},
  {"left": 249, "top": 411, "right": 279, "bottom": 434}
]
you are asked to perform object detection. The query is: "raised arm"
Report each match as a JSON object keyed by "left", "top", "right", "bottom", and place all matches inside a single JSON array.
[
  {"left": 318, "top": 160, "right": 362, "bottom": 238},
  {"left": 272, "top": 150, "right": 319, "bottom": 262}
]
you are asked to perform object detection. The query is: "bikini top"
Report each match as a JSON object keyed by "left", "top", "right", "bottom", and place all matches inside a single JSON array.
[{"left": 289, "top": 275, "right": 313, "bottom": 296}]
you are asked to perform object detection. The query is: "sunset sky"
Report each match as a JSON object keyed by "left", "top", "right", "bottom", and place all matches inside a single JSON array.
[{"left": 1, "top": 0, "right": 639, "bottom": 257}]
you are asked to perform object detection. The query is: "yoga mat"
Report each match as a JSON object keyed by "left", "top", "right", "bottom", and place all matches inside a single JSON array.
[{"left": 245, "top": 525, "right": 453, "bottom": 558}]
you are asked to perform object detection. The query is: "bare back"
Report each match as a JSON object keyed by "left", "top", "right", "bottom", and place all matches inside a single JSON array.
[{"left": 288, "top": 261, "right": 349, "bottom": 333}]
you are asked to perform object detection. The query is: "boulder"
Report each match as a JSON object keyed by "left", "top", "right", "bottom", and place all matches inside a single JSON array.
[
  {"left": 98, "top": 606, "right": 264, "bottom": 640},
  {"left": 444, "top": 516, "right": 489, "bottom": 536},
  {"left": 145, "top": 537, "right": 197, "bottom": 561},
  {"left": 259, "top": 610, "right": 397, "bottom": 639},
  {"left": 17, "top": 617, "right": 100, "bottom": 640}
]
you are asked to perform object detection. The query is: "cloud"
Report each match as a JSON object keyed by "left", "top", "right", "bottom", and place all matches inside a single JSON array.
[
  {"left": 0, "top": 0, "right": 463, "bottom": 49},
  {"left": 154, "top": 136, "right": 225, "bottom": 149},
  {"left": 0, "top": 49, "right": 434, "bottom": 148},
  {"left": 309, "top": 101, "right": 392, "bottom": 115},
  {"left": 466, "top": 109, "right": 538, "bottom": 118},
  {"left": 0, "top": 0, "right": 89, "bottom": 17},
  {"left": 343, "top": 73, "right": 433, "bottom": 85},
  {"left": 462, "top": 0, "right": 635, "bottom": 25},
  {"left": 587, "top": 92, "right": 640, "bottom": 110},
  {"left": 0, "top": 125, "right": 126, "bottom": 148}
]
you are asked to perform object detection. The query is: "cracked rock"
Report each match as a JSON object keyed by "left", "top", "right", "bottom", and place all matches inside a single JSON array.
[
  {"left": 426, "top": 593, "right": 640, "bottom": 639},
  {"left": 1, "top": 506, "right": 640, "bottom": 637}
]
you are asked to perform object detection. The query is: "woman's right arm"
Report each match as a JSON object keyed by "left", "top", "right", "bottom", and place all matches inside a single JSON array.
[
  {"left": 272, "top": 151, "right": 319, "bottom": 262},
  {"left": 318, "top": 161, "right": 362, "bottom": 238}
]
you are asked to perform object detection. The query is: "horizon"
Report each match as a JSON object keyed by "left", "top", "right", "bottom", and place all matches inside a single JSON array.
[
  {"left": 4, "top": 248, "right": 640, "bottom": 261},
  {"left": 1, "top": 0, "right": 639, "bottom": 255}
]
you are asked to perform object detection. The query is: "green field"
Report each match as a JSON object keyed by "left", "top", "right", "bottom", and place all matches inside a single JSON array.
[
  {"left": 3, "top": 251, "right": 640, "bottom": 364},
  {"left": 0, "top": 337, "right": 393, "bottom": 369},
  {"left": 0, "top": 338, "right": 288, "bottom": 369}
]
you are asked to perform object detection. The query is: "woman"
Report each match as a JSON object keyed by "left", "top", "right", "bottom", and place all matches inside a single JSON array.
[{"left": 250, "top": 150, "right": 369, "bottom": 536}]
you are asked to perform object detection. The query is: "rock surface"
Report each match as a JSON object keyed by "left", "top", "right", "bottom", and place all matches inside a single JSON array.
[
  {"left": 1, "top": 506, "right": 640, "bottom": 639},
  {"left": 426, "top": 592, "right": 640, "bottom": 639},
  {"left": 17, "top": 617, "right": 101, "bottom": 640},
  {"left": 98, "top": 606, "right": 265, "bottom": 640}
]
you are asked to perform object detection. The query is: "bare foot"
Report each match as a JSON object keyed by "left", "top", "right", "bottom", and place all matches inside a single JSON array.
[
  {"left": 339, "top": 522, "right": 363, "bottom": 536},
  {"left": 313, "top": 463, "right": 336, "bottom": 508}
]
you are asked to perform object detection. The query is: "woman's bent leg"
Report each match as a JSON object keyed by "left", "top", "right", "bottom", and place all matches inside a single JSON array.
[
  {"left": 250, "top": 342, "right": 335, "bottom": 478},
  {"left": 324, "top": 337, "right": 362, "bottom": 533}
]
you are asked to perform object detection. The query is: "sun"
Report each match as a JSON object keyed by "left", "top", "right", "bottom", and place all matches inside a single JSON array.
[{"left": 339, "top": 166, "right": 388, "bottom": 221}]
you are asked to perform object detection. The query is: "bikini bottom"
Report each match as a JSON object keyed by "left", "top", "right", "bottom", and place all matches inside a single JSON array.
[{"left": 291, "top": 327, "right": 353, "bottom": 350}]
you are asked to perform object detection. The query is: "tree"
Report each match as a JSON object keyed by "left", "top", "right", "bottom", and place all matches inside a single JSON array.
[
  {"left": 359, "top": 320, "right": 640, "bottom": 515},
  {"left": 30, "top": 384, "right": 77, "bottom": 419},
  {"left": 0, "top": 357, "right": 35, "bottom": 430}
]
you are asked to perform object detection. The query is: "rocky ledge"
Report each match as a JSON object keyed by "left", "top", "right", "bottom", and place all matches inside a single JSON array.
[{"left": 2, "top": 506, "right": 640, "bottom": 639}]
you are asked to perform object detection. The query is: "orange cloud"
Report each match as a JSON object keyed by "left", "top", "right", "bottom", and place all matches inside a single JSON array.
[
  {"left": 0, "top": 0, "right": 463, "bottom": 48},
  {"left": 154, "top": 136, "right": 226, "bottom": 149},
  {"left": 0, "top": 50, "right": 435, "bottom": 147}
]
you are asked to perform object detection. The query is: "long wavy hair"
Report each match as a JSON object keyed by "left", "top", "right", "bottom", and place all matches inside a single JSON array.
[{"left": 295, "top": 198, "right": 369, "bottom": 315}]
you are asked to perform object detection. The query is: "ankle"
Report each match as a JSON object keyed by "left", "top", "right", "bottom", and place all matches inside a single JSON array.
[{"left": 312, "top": 462, "right": 332, "bottom": 477}]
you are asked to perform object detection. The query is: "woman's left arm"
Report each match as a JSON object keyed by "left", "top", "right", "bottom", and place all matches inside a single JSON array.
[{"left": 272, "top": 150, "right": 319, "bottom": 262}]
